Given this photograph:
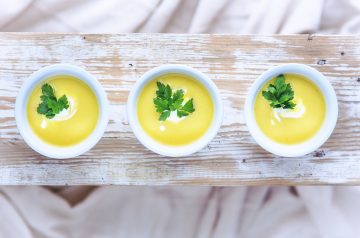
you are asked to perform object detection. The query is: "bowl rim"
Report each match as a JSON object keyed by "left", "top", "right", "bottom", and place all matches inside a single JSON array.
[
  {"left": 15, "top": 64, "right": 109, "bottom": 159},
  {"left": 127, "top": 64, "right": 223, "bottom": 157},
  {"left": 244, "top": 63, "right": 338, "bottom": 157}
]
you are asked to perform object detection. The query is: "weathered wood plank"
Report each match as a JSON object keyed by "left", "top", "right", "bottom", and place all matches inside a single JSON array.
[{"left": 0, "top": 33, "right": 359, "bottom": 185}]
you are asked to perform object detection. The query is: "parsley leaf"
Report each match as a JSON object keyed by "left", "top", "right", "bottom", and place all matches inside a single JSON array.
[
  {"left": 36, "top": 83, "right": 69, "bottom": 119},
  {"left": 262, "top": 74, "right": 296, "bottom": 109},
  {"left": 159, "top": 110, "right": 171, "bottom": 121},
  {"left": 153, "top": 82, "right": 195, "bottom": 121},
  {"left": 177, "top": 98, "right": 195, "bottom": 117}
]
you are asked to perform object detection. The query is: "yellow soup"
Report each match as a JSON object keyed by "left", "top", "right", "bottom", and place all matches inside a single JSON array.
[
  {"left": 27, "top": 75, "right": 99, "bottom": 146},
  {"left": 254, "top": 74, "right": 326, "bottom": 144},
  {"left": 137, "top": 74, "right": 214, "bottom": 146}
]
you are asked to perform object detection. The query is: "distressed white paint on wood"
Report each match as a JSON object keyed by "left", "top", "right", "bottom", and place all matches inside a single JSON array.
[{"left": 0, "top": 33, "right": 359, "bottom": 185}]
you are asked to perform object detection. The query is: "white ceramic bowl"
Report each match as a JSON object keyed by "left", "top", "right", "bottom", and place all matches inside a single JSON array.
[
  {"left": 244, "top": 63, "right": 338, "bottom": 157},
  {"left": 15, "top": 64, "right": 109, "bottom": 159},
  {"left": 127, "top": 65, "right": 223, "bottom": 157}
]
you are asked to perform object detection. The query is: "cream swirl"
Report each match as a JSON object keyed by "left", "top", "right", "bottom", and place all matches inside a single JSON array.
[{"left": 273, "top": 99, "right": 306, "bottom": 122}]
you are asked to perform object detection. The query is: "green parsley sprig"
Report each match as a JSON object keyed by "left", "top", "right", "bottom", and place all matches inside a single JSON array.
[
  {"left": 262, "top": 74, "right": 296, "bottom": 109},
  {"left": 37, "top": 83, "right": 69, "bottom": 119},
  {"left": 153, "top": 82, "right": 195, "bottom": 121}
]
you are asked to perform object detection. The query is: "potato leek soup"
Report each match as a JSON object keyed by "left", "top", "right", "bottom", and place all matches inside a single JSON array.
[
  {"left": 254, "top": 74, "right": 326, "bottom": 144},
  {"left": 27, "top": 75, "right": 99, "bottom": 146},
  {"left": 137, "top": 73, "right": 214, "bottom": 146}
]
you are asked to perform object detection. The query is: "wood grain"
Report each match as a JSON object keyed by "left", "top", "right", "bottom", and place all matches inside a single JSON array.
[{"left": 0, "top": 33, "right": 359, "bottom": 185}]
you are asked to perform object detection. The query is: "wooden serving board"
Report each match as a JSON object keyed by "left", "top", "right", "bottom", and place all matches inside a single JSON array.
[{"left": 0, "top": 33, "right": 359, "bottom": 185}]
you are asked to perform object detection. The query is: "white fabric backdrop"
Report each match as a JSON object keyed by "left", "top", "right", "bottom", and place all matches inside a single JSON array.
[{"left": 1, "top": 0, "right": 360, "bottom": 237}]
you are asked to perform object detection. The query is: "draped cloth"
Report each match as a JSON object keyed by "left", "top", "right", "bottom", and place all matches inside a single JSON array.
[{"left": 1, "top": 0, "right": 360, "bottom": 237}]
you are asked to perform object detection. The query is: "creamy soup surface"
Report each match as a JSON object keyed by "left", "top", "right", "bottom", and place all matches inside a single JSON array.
[
  {"left": 27, "top": 75, "right": 99, "bottom": 146},
  {"left": 137, "top": 73, "right": 214, "bottom": 146},
  {"left": 254, "top": 74, "right": 326, "bottom": 144}
]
